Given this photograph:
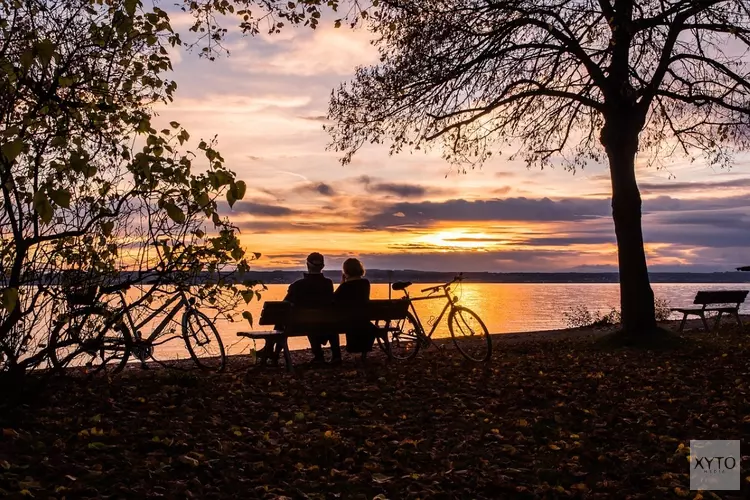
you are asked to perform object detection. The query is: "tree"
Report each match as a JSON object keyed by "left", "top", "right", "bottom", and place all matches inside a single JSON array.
[
  {"left": 318, "top": 0, "right": 750, "bottom": 338},
  {"left": 0, "top": 0, "right": 258, "bottom": 381}
]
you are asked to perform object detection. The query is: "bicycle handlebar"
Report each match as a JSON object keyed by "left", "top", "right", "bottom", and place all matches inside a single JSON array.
[{"left": 420, "top": 273, "right": 463, "bottom": 293}]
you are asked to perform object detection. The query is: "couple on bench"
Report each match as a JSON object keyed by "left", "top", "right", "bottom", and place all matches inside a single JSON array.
[{"left": 258, "top": 252, "right": 375, "bottom": 365}]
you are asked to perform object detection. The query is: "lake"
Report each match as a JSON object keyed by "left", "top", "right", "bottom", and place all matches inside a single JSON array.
[{"left": 146, "top": 282, "right": 750, "bottom": 361}]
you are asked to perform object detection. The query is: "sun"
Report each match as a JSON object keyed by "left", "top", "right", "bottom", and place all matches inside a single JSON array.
[{"left": 418, "top": 230, "right": 506, "bottom": 250}]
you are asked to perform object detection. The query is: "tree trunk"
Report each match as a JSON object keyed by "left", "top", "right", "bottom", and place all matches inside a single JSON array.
[{"left": 602, "top": 122, "right": 657, "bottom": 335}]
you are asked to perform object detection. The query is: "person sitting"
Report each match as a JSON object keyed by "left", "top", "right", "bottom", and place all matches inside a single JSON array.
[
  {"left": 334, "top": 258, "right": 376, "bottom": 358},
  {"left": 258, "top": 252, "right": 337, "bottom": 365}
]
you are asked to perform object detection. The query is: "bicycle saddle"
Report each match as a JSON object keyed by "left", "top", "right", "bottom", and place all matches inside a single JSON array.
[{"left": 392, "top": 281, "right": 412, "bottom": 291}]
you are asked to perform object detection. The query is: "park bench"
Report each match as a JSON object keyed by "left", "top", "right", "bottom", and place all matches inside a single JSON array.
[
  {"left": 671, "top": 290, "right": 748, "bottom": 332},
  {"left": 237, "top": 299, "right": 410, "bottom": 371}
]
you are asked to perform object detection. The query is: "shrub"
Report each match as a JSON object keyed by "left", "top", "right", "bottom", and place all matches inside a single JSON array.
[
  {"left": 563, "top": 297, "right": 672, "bottom": 329},
  {"left": 654, "top": 297, "right": 672, "bottom": 322},
  {"left": 563, "top": 305, "right": 618, "bottom": 329}
]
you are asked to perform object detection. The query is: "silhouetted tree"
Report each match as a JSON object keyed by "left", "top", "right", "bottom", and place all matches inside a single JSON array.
[{"left": 317, "top": 0, "right": 750, "bottom": 339}]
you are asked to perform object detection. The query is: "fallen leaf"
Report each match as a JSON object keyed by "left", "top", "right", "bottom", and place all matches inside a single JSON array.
[{"left": 178, "top": 455, "right": 199, "bottom": 467}]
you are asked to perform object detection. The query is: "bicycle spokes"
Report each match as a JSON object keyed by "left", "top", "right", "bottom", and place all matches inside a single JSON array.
[
  {"left": 448, "top": 307, "right": 491, "bottom": 363},
  {"left": 183, "top": 310, "right": 225, "bottom": 371}
]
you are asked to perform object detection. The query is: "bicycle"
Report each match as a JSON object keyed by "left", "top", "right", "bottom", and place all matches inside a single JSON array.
[
  {"left": 49, "top": 285, "right": 226, "bottom": 374},
  {"left": 376, "top": 274, "right": 491, "bottom": 362}
]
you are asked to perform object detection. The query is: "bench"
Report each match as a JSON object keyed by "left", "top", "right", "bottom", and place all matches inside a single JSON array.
[
  {"left": 237, "top": 299, "right": 410, "bottom": 371},
  {"left": 671, "top": 290, "right": 748, "bottom": 332}
]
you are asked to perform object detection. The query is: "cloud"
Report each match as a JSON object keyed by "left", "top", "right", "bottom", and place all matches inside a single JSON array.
[
  {"left": 362, "top": 197, "right": 612, "bottom": 229},
  {"left": 357, "top": 175, "right": 456, "bottom": 199},
  {"left": 293, "top": 182, "right": 337, "bottom": 197},
  {"left": 640, "top": 177, "right": 750, "bottom": 194},
  {"left": 226, "top": 201, "right": 296, "bottom": 217},
  {"left": 227, "top": 25, "right": 378, "bottom": 77},
  {"left": 298, "top": 115, "right": 328, "bottom": 122},
  {"left": 350, "top": 248, "right": 606, "bottom": 272},
  {"left": 522, "top": 235, "right": 615, "bottom": 246}
]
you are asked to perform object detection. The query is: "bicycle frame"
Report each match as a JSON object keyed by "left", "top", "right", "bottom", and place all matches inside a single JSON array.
[
  {"left": 398, "top": 284, "right": 459, "bottom": 340},
  {"left": 109, "top": 289, "right": 190, "bottom": 344}
]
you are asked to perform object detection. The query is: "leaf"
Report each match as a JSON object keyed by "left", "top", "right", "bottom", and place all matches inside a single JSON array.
[
  {"left": 87, "top": 442, "right": 108, "bottom": 450},
  {"left": 49, "top": 189, "right": 71, "bottom": 208},
  {"left": 169, "top": 121, "right": 180, "bottom": 129},
  {"left": 124, "top": 0, "right": 138, "bottom": 16},
  {"left": 1, "top": 139, "right": 23, "bottom": 163},
  {"left": 36, "top": 39, "right": 55, "bottom": 65},
  {"left": 226, "top": 189, "right": 236, "bottom": 208},
  {"left": 101, "top": 221, "right": 114, "bottom": 237},
  {"left": 164, "top": 202, "right": 185, "bottom": 224},
  {"left": 196, "top": 192, "right": 210, "bottom": 208},
  {"left": 1, "top": 288, "right": 19, "bottom": 313},
  {"left": 242, "top": 311, "right": 253, "bottom": 327},
  {"left": 233, "top": 180, "right": 247, "bottom": 200},
  {"left": 33, "top": 191, "right": 53, "bottom": 224},
  {"left": 178, "top": 455, "right": 199, "bottom": 467}
]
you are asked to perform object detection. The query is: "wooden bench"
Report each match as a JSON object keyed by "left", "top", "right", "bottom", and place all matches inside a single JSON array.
[
  {"left": 671, "top": 290, "right": 748, "bottom": 332},
  {"left": 237, "top": 299, "right": 410, "bottom": 371}
]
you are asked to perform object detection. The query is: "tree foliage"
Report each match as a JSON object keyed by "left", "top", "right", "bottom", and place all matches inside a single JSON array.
[
  {"left": 0, "top": 0, "right": 258, "bottom": 378},
  {"left": 324, "top": 0, "right": 750, "bottom": 170}
]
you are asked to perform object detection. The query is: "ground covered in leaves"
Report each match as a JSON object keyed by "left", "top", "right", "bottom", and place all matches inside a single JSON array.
[{"left": 1, "top": 328, "right": 749, "bottom": 499}]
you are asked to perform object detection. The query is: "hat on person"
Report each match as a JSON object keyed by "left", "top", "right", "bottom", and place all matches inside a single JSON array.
[{"left": 306, "top": 252, "right": 325, "bottom": 270}]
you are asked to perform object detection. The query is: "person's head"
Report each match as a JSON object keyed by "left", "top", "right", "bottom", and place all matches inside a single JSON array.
[
  {"left": 306, "top": 252, "right": 325, "bottom": 274},
  {"left": 342, "top": 258, "right": 365, "bottom": 280}
]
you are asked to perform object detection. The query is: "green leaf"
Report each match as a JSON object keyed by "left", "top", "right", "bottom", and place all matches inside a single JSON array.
[
  {"left": 101, "top": 221, "right": 114, "bottom": 237},
  {"left": 233, "top": 180, "right": 247, "bottom": 201},
  {"left": 242, "top": 311, "right": 253, "bottom": 328},
  {"left": 49, "top": 189, "right": 71, "bottom": 208},
  {"left": 215, "top": 171, "right": 232, "bottom": 187},
  {"left": 1, "top": 139, "right": 23, "bottom": 163},
  {"left": 195, "top": 192, "right": 210, "bottom": 208},
  {"left": 87, "top": 442, "right": 108, "bottom": 450},
  {"left": 226, "top": 189, "right": 236, "bottom": 208},
  {"left": 1, "top": 288, "right": 19, "bottom": 313},
  {"left": 124, "top": 0, "right": 138, "bottom": 16},
  {"left": 36, "top": 39, "right": 55, "bottom": 65},
  {"left": 83, "top": 165, "right": 97, "bottom": 178},
  {"left": 164, "top": 202, "right": 185, "bottom": 224},
  {"left": 33, "top": 191, "right": 53, "bottom": 224}
]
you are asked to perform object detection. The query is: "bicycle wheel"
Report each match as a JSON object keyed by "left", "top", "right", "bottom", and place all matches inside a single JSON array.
[
  {"left": 182, "top": 309, "right": 226, "bottom": 371},
  {"left": 380, "top": 311, "right": 423, "bottom": 361},
  {"left": 49, "top": 307, "right": 131, "bottom": 375},
  {"left": 448, "top": 306, "right": 491, "bottom": 362}
]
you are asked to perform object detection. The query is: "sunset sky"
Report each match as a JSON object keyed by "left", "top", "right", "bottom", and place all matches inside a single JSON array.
[{"left": 157, "top": 13, "right": 750, "bottom": 273}]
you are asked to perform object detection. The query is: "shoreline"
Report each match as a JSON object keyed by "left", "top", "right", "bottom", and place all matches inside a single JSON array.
[{"left": 121, "top": 316, "right": 742, "bottom": 372}]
